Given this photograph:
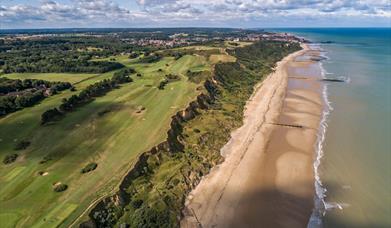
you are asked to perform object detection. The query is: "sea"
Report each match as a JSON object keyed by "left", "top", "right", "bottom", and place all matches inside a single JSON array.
[{"left": 270, "top": 28, "right": 391, "bottom": 227}]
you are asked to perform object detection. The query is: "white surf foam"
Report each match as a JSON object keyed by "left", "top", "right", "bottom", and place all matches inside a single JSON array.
[{"left": 308, "top": 49, "right": 334, "bottom": 228}]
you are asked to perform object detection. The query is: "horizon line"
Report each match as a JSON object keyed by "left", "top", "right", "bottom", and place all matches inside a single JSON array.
[{"left": 1, "top": 26, "right": 391, "bottom": 31}]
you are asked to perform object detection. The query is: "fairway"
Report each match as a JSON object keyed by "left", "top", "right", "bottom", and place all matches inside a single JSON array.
[
  {"left": 3, "top": 167, "right": 26, "bottom": 182},
  {"left": 209, "top": 54, "right": 236, "bottom": 64},
  {"left": 0, "top": 54, "right": 210, "bottom": 227},
  {"left": 0, "top": 213, "right": 20, "bottom": 228},
  {"left": 3, "top": 73, "right": 99, "bottom": 84}
]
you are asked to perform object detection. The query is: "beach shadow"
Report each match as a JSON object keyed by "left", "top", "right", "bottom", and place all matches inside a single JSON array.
[
  {"left": 226, "top": 185, "right": 313, "bottom": 228},
  {"left": 220, "top": 181, "right": 389, "bottom": 228}
]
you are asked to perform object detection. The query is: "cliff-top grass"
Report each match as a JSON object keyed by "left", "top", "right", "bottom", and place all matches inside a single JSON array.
[{"left": 0, "top": 52, "right": 211, "bottom": 227}]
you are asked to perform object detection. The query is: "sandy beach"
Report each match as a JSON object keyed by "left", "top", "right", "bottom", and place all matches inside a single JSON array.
[{"left": 181, "top": 44, "right": 324, "bottom": 228}]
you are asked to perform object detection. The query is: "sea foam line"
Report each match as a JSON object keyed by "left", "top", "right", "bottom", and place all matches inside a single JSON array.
[{"left": 308, "top": 46, "right": 334, "bottom": 228}]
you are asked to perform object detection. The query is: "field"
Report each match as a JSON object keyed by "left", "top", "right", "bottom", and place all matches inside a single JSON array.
[
  {"left": 209, "top": 54, "right": 236, "bottom": 64},
  {"left": 0, "top": 53, "right": 211, "bottom": 227}
]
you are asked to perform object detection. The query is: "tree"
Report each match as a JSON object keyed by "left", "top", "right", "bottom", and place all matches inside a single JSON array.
[{"left": 41, "top": 108, "right": 63, "bottom": 125}]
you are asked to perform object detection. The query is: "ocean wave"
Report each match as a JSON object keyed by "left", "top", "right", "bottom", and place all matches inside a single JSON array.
[
  {"left": 325, "top": 202, "right": 351, "bottom": 210},
  {"left": 308, "top": 53, "right": 333, "bottom": 228},
  {"left": 314, "top": 41, "right": 368, "bottom": 47},
  {"left": 308, "top": 45, "right": 354, "bottom": 228}
]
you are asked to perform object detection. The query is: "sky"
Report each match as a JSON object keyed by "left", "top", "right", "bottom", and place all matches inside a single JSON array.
[{"left": 0, "top": 0, "right": 390, "bottom": 29}]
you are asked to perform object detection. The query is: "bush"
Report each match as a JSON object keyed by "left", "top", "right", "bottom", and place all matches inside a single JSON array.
[
  {"left": 3, "top": 153, "right": 18, "bottom": 164},
  {"left": 186, "top": 70, "right": 210, "bottom": 84},
  {"left": 129, "top": 52, "right": 139, "bottom": 59},
  {"left": 131, "top": 199, "right": 143, "bottom": 209},
  {"left": 158, "top": 80, "right": 168, "bottom": 90},
  {"left": 165, "top": 74, "right": 180, "bottom": 81},
  {"left": 193, "top": 128, "right": 201, "bottom": 133},
  {"left": 41, "top": 108, "right": 63, "bottom": 125},
  {"left": 139, "top": 54, "right": 162, "bottom": 63},
  {"left": 14, "top": 140, "right": 31, "bottom": 150},
  {"left": 228, "top": 42, "right": 239, "bottom": 46},
  {"left": 81, "top": 162, "right": 98, "bottom": 173},
  {"left": 41, "top": 70, "right": 133, "bottom": 124},
  {"left": 53, "top": 183, "right": 68, "bottom": 192}
]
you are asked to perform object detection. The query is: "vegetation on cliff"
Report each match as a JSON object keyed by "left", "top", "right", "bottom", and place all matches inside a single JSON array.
[{"left": 84, "top": 41, "right": 301, "bottom": 228}]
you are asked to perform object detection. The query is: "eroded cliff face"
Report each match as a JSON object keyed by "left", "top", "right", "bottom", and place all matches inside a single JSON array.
[
  {"left": 80, "top": 78, "right": 219, "bottom": 228},
  {"left": 79, "top": 41, "right": 301, "bottom": 227}
]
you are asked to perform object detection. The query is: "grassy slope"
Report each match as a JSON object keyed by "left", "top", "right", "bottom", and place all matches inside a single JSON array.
[
  {"left": 107, "top": 41, "right": 302, "bottom": 228},
  {"left": 0, "top": 55, "right": 209, "bottom": 228}
]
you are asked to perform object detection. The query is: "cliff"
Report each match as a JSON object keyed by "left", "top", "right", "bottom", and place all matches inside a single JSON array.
[{"left": 79, "top": 78, "right": 218, "bottom": 228}]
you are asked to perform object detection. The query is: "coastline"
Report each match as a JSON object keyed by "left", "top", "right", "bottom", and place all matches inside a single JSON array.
[{"left": 181, "top": 44, "right": 324, "bottom": 227}]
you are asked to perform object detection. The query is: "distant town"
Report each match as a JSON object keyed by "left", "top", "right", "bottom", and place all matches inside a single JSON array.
[{"left": 0, "top": 29, "right": 307, "bottom": 49}]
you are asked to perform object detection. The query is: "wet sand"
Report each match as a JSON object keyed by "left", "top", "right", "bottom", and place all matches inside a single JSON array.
[{"left": 181, "top": 44, "right": 324, "bottom": 228}]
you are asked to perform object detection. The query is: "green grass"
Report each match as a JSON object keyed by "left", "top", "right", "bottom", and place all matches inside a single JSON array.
[
  {"left": 91, "top": 55, "right": 140, "bottom": 65},
  {"left": 3, "top": 73, "right": 99, "bottom": 84},
  {"left": 32, "top": 203, "right": 78, "bottom": 228},
  {"left": 209, "top": 54, "right": 236, "bottom": 64},
  {"left": 0, "top": 213, "right": 20, "bottom": 228},
  {"left": 224, "top": 41, "right": 253, "bottom": 48},
  {"left": 0, "top": 54, "right": 209, "bottom": 227},
  {"left": 3, "top": 166, "right": 26, "bottom": 182}
]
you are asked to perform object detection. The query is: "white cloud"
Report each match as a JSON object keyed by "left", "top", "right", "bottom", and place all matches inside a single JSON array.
[{"left": 0, "top": 0, "right": 390, "bottom": 28}]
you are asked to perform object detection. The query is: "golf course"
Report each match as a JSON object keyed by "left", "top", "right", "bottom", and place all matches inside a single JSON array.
[
  {"left": 0, "top": 33, "right": 301, "bottom": 227},
  {"left": 0, "top": 50, "right": 214, "bottom": 227}
]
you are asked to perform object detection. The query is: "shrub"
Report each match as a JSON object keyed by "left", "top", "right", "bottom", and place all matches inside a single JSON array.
[
  {"left": 3, "top": 153, "right": 18, "bottom": 164},
  {"left": 14, "top": 140, "right": 31, "bottom": 150},
  {"left": 158, "top": 80, "right": 168, "bottom": 90},
  {"left": 41, "top": 108, "right": 63, "bottom": 125},
  {"left": 53, "top": 183, "right": 68, "bottom": 192},
  {"left": 139, "top": 54, "right": 161, "bottom": 63},
  {"left": 112, "top": 68, "right": 134, "bottom": 83},
  {"left": 81, "top": 162, "right": 98, "bottom": 173},
  {"left": 193, "top": 128, "right": 201, "bottom": 133},
  {"left": 41, "top": 68, "right": 134, "bottom": 124},
  {"left": 129, "top": 52, "right": 139, "bottom": 59},
  {"left": 165, "top": 74, "right": 180, "bottom": 81},
  {"left": 131, "top": 199, "right": 143, "bottom": 209},
  {"left": 186, "top": 70, "right": 210, "bottom": 84},
  {"left": 228, "top": 42, "right": 239, "bottom": 46}
]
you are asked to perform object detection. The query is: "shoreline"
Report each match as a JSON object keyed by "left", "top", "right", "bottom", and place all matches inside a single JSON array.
[{"left": 181, "top": 44, "right": 324, "bottom": 227}]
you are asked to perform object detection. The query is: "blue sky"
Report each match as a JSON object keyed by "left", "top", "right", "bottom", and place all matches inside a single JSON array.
[{"left": 1, "top": 0, "right": 390, "bottom": 29}]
